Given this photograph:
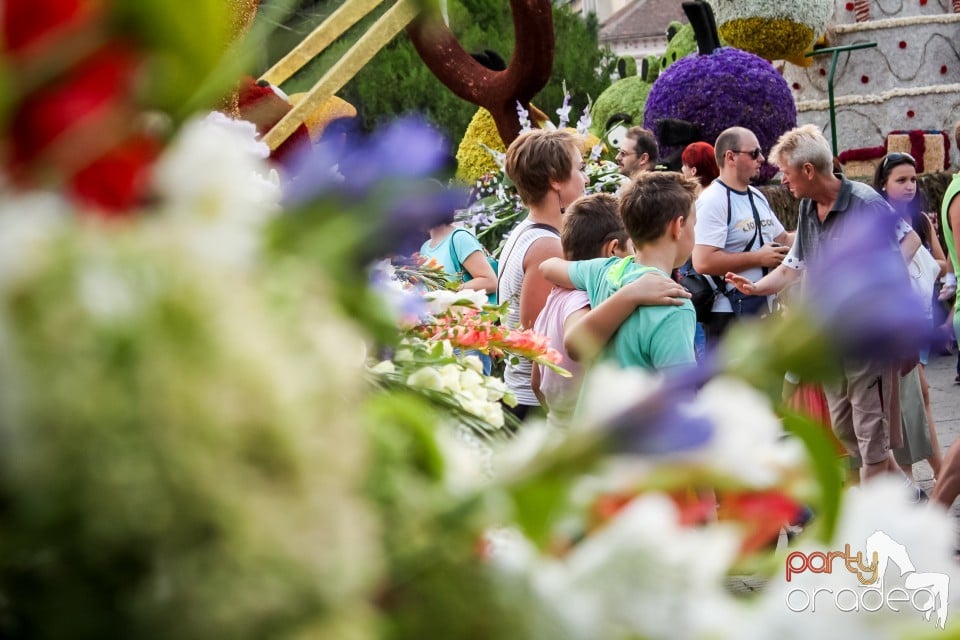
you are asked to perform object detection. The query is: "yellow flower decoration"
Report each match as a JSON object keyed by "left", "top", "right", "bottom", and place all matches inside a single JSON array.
[
  {"left": 563, "top": 128, "right": 601, "bottom": 157},
  {"left": 456, "top": 108, "right": 506, "bottom": 184},
  {"left": 719, "top": 18, "right": 814, "bottom": 62}
]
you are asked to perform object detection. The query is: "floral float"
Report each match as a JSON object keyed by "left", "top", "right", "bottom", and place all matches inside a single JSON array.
[
  {"left": 644, "top": 47, "right": 797, "bottom": 182},
  {"left": 709, "top": 0, "right": 833, "bottom": 64},
  {"left": 589, "top": 21, "right": 701, "bottom": 144}
]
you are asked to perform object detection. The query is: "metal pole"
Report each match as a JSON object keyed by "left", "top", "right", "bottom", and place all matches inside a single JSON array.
[{"left": 805, "top": 42, "right": 877, "bottom": 158}]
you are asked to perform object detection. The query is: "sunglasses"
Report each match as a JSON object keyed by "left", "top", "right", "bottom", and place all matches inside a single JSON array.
[
  {"left": 731, "top": 148, "right": 763, "bottom": 160},
  {"left": 881, "top": 152, "right": 916, "bottom": 171}
]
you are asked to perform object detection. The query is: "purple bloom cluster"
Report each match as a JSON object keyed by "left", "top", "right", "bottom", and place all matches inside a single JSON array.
[
  {"left": 803, "top": 212, "right": 933, "bottom": 362},
  {"left": 284, "top": 116, "right": 451, "bottom": 203},
  {"left": 602, "top": 364, "right": 716, "bottom": 456},
  {"left": 643, "top": 47, "right": 796, "bottom": 183},
  {"left": 281, "top": 116, "right": 466, "bottom": 259}
]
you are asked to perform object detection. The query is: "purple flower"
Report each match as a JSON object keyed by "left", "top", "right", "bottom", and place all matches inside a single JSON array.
[
  {"left": 602, "top": 365, "right": 715, "bottom": 455},
  {"left": 802, "top": 211, "right": 932, "bottom": 361},
  {"left": 283, "top": 116, "right": 451, "bottom": 205},
  {"left": 379, "top": 186, "right": 469, "bottom": 257},
  {"left": 278, "top": 116, "right": 466, "bottom": 260},
  {"left": 369, "top": 262, "right": 427, "bottom": 321},
  {"left": 643, "top": 48, "right": 796, "bottom": 183}
]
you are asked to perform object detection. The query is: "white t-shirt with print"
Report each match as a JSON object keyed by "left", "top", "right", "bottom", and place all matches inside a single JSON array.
[{"left": 694, "top": 180, "right": 785, "bottom": 313}]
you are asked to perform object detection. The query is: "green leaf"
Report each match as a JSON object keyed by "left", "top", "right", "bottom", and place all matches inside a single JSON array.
[
  {"left": 507, "top": 477, "right": 571, "bottom": 550},
  {"left": 779, "top": 408, "right": 844, "bottom": 543},
  {"left": 114, "top": 0, "right": 236, "bottom": 115}
]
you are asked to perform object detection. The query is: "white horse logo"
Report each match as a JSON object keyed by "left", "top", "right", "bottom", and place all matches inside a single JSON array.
[{"left": 865, "top": 530, "right": 949, "bottom": 629}]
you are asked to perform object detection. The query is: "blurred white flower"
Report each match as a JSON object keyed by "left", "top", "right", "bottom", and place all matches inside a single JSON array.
[
  {"left": 576, "top": 365, "right": 662, "bottom": 430},
  {"left": 77, "top": 262, "right": 140, "bottom": 322},
  {"left": 436, "top": 425, "right": 493, "bottom": 493},
  {"left": 0, "top": 194, "right": 68, "bottom": 291},
  {"left": 493, "top": 494, "right": 745, "bottom": 639},
  {"left": 492, "top": 421, "right": 562, "bottom": 477},
  {"left": 691, "top": 376, "right": 806, "bottom": 487},
  {"left": 423, "top": 289, "right": 487, "bottom": 315},
  {"left": 152, "top": 113, "right": 281, "bottom": 267},
  {"left": 747, "top": 478, "right": 960, "bottom": 638}
]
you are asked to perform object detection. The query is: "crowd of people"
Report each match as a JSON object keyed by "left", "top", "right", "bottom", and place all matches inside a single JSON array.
[{"left": 418, "top": 120, "right": 960, "bottom": 512}]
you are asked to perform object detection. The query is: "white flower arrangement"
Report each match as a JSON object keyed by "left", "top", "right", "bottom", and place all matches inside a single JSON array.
[
  {"left": 833, "top": 12, "right": 960, "bottom": 33},
  {"left": 709, "top": 0, "right": 833, "bottom": 36}
]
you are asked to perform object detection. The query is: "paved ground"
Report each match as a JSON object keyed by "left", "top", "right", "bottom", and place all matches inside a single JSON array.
[{"left": 918, "top": 350, "right": 960, "bottom": 514}]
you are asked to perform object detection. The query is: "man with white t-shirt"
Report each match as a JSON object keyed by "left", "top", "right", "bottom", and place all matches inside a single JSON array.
[{"left": 691, "top": 127, "right": 793, "bottom": 340}]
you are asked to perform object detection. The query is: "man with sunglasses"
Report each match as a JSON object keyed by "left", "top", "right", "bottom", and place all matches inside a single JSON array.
[{"left": 691, "top": 126, "right": 793, "bottom": 340}]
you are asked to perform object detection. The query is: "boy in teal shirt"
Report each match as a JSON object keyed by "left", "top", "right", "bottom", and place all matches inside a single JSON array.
[{"left": 541, "top": 171, "right": 699, "bottom": 371}]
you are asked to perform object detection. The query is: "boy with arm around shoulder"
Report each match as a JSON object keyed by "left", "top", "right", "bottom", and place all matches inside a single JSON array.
[{"left": 540, "top": 172, "right": 700, "bottom": 371}]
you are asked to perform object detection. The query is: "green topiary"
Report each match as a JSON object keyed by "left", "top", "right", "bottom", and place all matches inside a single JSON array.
[
  {"left": 589, "top": 75, "right": 652, "bottom": 139},
  {"left": 659, "top": 22, "right": 698, "bottom": 73}
]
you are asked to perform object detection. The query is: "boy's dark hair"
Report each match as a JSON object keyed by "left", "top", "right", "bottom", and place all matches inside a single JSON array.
[
  {"left": 620, "top": 172, "right": 698, "bottom": 246},
  {"left": 561, "top": 193, "right": 628, "bottom": 260}
]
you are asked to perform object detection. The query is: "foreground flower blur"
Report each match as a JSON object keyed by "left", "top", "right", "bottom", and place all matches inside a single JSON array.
[{"left": 0, "top": 5, "right": 956, "bottom": 637}]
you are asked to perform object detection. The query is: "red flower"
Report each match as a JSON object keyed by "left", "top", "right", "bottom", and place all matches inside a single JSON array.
[
  {"left": 718, "top": 490, "right": 801, "bottom": 554},
  {"left": 9, "top": 42, "right": 141, "bottom": 170},
  {"left": 2, "top": 0, "right": 99, "bottom": 54},
  {"left": 70, "top": 134, "right": 160, "bottom": 214}
]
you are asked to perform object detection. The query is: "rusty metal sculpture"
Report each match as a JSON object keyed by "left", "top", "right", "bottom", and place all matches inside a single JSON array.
[{"left": 405, "top": 0, "right": 555, "bottom": 146}]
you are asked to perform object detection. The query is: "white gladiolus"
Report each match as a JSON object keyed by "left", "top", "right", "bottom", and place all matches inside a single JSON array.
[
  {"left": 459, "top": 368, "right": 485, "bottom": 392},
  {"left": 369, "top": 360, "right": 396, "bottom": 375},
  {"left": 462, "top": 354, "right": 484, "bottom": 373},
  {"left": 436, "top": 363, "right": 462, "bottom": 392}
]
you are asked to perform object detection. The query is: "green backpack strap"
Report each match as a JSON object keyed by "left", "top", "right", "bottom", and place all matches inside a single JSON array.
[
  {"left": 449, "top": 228, "right": 499, "bottom": 304},
  {"left": 450, "top": 228, "right": 498, "bottom": 281},
  {"left": 448, "top": 228, "right": 468, "bottom": 278}
]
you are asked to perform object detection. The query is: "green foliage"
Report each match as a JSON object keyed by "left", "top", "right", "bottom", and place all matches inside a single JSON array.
[
  {"left": 114, "top": 0, "right": 235, "bottom": 116},
  {"left": 617, "top": 54, "right": 638, "bottom": 78},
  {"left": 780, "top": 409, "right": 844, "bottom": 543},
  {"left": 534, "top": 9, "right": 614, "bottom": 134},
  {"left": 0, "top": 226, "right": 379, "bottom": 639},
  {"left": 660, "top": 22, "right": 698, "bottom": 72}
]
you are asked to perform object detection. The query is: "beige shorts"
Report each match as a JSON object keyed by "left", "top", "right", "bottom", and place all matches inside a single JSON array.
[{"left": 824, "top": 360, "right": 894, "bottom": 465}]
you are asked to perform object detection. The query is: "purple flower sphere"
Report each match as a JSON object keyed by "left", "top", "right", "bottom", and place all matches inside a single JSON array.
[{"left": 643, "top": 47, "right": 796, "bottom": 183}]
